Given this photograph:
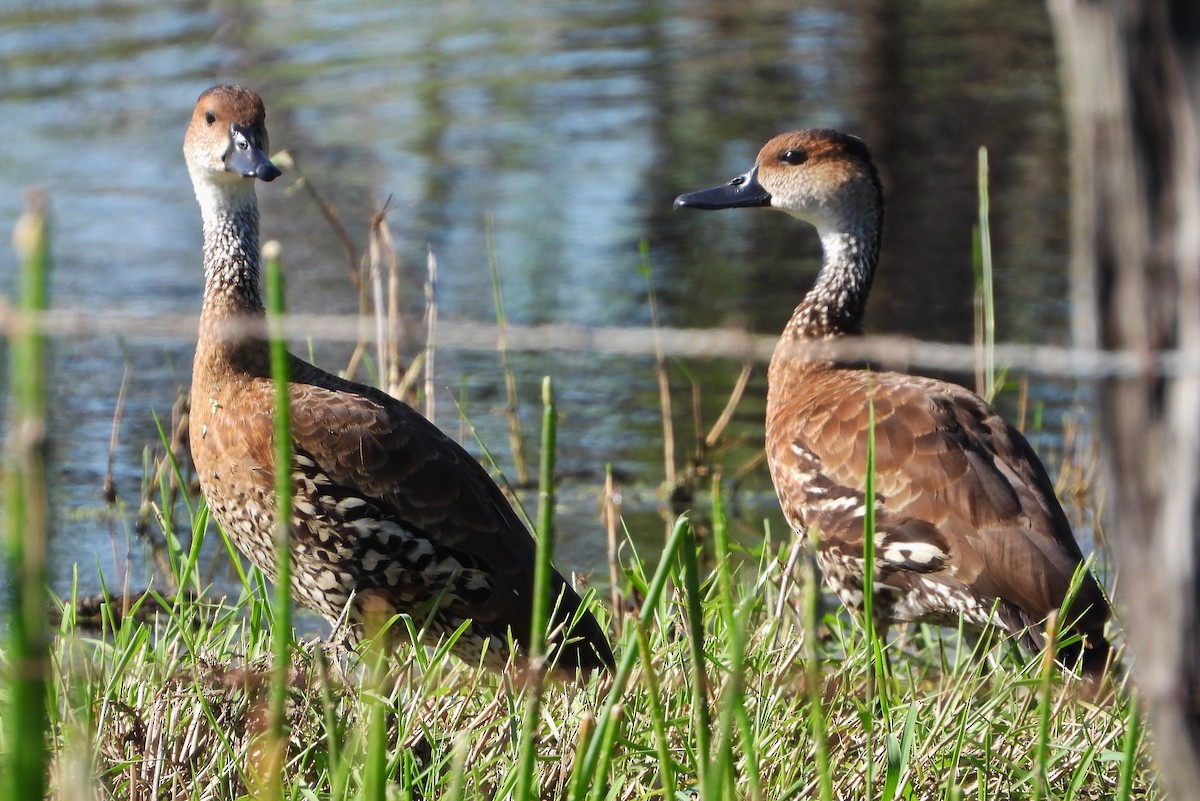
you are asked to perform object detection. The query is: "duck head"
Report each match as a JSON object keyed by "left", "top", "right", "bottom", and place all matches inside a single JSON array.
[
  {"left": 184, "top": 85, "right": 281, "bottom": 213},
  {"left": 673, "top": 128, "right": 882, "bottom": 236}
]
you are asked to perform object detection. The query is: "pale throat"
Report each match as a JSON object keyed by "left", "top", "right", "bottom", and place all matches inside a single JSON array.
[
  {"left": 196, "top": 177, "right": 266, "bottom": 318},
  {"left": 785, "top": 223, "right": 879, "bottom": 342}
]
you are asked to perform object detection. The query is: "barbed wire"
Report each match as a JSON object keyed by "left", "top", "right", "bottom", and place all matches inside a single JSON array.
[{"left": 0, "top": 299, "right": 1183, "bottom": 380}]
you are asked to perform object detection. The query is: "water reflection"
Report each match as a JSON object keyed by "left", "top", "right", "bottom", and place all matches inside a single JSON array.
[{"left": 0, "top": 0, "right": 1076, "bottom": 600}]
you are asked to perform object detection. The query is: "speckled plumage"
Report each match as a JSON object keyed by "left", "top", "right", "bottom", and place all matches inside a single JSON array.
[
  {"left": 185, "top": 85, "right": 614, "bottom": 673},
  {"left": 677, "top": 129, "right": 1111, "bottom": 673}
]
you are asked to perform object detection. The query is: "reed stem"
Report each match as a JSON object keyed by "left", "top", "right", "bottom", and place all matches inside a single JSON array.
[
  {"left": 2, "top": 191, "right": 51, "bottom": 801},
  {"left": 639, "top": 240, "right": 676, "bottom": 490},
  {"left": 678, "top": 521, "right": 712, "bottom": 790},
  {"left": 514, "top": 376, "right": 557, "bottom": 801},
  {"left": 486, "top": 214, "right": 529, "bottom": 485},
  {"left": 263, "top": 240, "right": 294, "bottom": 799},
  {"left": 974, "top": 146, "right": 996, "bottom": 402}
]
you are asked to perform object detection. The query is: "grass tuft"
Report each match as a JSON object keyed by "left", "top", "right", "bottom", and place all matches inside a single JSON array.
[{"left": 20, "top": 491, "right": 1155, "bottom": 800}]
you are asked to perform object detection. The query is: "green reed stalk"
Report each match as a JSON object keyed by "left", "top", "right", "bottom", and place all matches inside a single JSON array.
[
  {"left": 677, "top": 519, "right": 712, "bottom": 791},
  {"left": 974, "top": 146, "right": 996, "bottom": 402},
  {"left": 514, "top": 376, "right": 557, "bottom": 801},
  {"left": 586, "top": 703, "right": 625, "bottom": 801},
  {"left": 2, "top": 192, "right": 51, "bottom": 801},
  {"left": 565, "top": 713, "right": 595, "bottom": 801},
  {"left": 362, "top": 672, "right": 389, "bottom": 801},
  {"left": 533, "top": 375, "right": 557, "bottom": 634},
  {"left": 802, "top": 526, "right": 834, "bottom": 801},
  {"left": 264, "top": 241, "right": 293, "bottom": 798},
  {"left": 861, "top": 391, "right": 877, "bottom": 648},
  {"left": 861, "top": 385, "right": 891, "bottom": 797}
]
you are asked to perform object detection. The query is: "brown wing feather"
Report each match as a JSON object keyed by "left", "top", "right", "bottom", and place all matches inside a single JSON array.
[
  {"left": 768, "top": 366, "right": 1107, "bottom": 639},
  {"left": 217, "top": 356, "right": 613, "bottom": 671}
]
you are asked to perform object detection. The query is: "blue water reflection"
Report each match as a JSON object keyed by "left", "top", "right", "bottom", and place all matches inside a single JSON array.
[{"left": 0, "top": 0, "right": 1084, "bottom": 607}]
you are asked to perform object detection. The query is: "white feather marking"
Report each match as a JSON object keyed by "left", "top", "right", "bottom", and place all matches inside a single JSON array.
[
  {"left": 881, "top": 541, "right": 945, "bottom": 567},
  {"left": 360, "top": 549, "right": 384, "bottom": 571},
  {"left": 822, "top": 496, "right": 860, "bottom": 512},
  {"left": 336, "top": 497, "right": 367, "bottom": 513}
]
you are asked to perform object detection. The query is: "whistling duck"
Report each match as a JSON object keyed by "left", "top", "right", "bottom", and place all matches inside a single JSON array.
[
  {"left": 184, "top": 85, "right": 613, "bottom": 673},
  {"left": 675, "top": 129, "right": 1110, "bottom": 673}
]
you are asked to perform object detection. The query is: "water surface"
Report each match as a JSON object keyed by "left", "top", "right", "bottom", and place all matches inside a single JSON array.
[{"left": 0, "top": 0, "right": 1083, "bottom": 607}]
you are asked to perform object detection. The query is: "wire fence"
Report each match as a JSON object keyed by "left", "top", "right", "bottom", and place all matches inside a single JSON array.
[{"left": 0, "top": 301, "right": 1189, "bottom": 382}]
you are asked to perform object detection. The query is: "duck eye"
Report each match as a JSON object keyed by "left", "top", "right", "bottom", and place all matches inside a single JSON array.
[
  {"left": 781, "top": 149, "right": 807, "bottom": 165},
  {"left": 205, "top": 111, "right": 216, "bottom": 125}
]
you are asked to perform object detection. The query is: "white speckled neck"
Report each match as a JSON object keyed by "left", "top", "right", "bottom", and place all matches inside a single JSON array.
[
  {"left": 783, "top": 224, "right": 879, "bottom": 342},
  {"left": 196, "top": 178, "right": 265, "bottom": 318}
]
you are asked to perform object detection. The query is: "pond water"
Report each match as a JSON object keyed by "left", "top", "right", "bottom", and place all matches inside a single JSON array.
[{"left": 0, "top": 0, "right": 1085, "bottom": 611}]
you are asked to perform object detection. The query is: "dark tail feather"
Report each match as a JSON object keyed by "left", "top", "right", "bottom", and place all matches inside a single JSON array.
[
  {"left": 1050, "top": 576, "right": 1114, "bottom": 686},
  {"left": 545, "top": 571, "right": 616, "bottom": 674},
  {"left": 1055, "top": 625, "right": 1114, "bottom": 691},
  {"left": 1078, "top": 629, "right": 1113, "bottom": 680}
]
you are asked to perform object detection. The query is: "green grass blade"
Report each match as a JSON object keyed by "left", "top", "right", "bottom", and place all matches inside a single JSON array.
[
  {"left": 709, "top": 478, "right": 760, "bottom": 801},
  {"left": 1116, "top": 694, "right": 1141, "bottom": 801},
  {"left": 882, "top": 703, "right": 917, "bottom": 800},
  {"left": 570, "top": 516, "right": 693, "bottom": 801},
  {"left": 1031, "top": 613, "right": 1058, "bottom": 801},
  {"left": 632, "top": 618, "right": 676, "bottom": 797}
]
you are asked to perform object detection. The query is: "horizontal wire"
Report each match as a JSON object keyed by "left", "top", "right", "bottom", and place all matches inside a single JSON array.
[{"left": 0, "top": 299, "right": 1185, "bottom": 381}]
